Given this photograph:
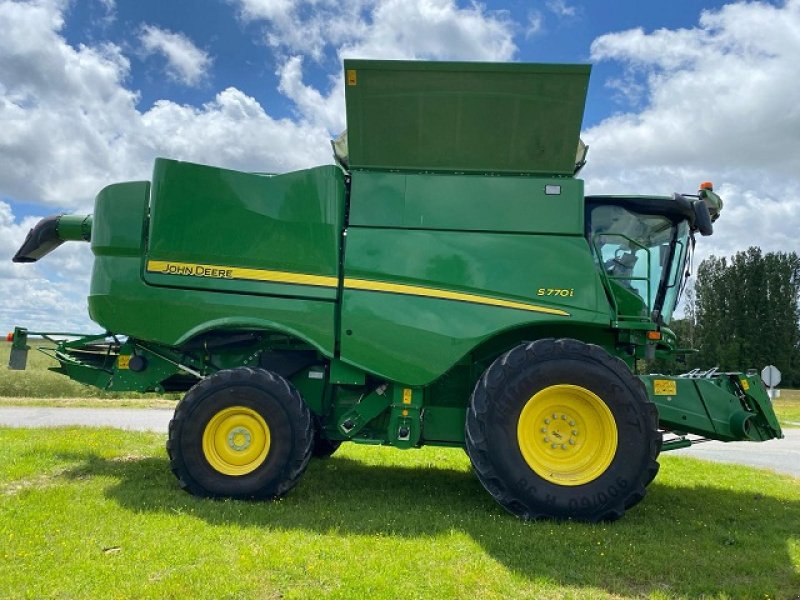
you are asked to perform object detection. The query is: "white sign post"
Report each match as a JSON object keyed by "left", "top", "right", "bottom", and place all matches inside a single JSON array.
[{"left": 760, "top": 365, "right": 782, "bottom": 399}]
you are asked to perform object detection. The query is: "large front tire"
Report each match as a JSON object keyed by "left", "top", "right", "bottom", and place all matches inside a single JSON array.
[
  {"left": 167, "top": 367, "right": 313, "bottom": 499},
  {"left": 465, "top": 338, "right": 660, "bottom": 521}
]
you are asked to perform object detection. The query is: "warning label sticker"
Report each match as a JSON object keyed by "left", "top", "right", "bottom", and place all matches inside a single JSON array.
[{"left": 653, "top": 379, "right": 677, "bottom": 396}]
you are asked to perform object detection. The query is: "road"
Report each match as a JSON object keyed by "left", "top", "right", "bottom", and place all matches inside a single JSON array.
[
  {"left": 0, "top": 406, "right": 798, "bottom": 477},
  {"left": 671, "top": 429, "right": 800, "bottom": 477},
  {"left": 0, "top": 406, "right": 173, "bottom": 432}
]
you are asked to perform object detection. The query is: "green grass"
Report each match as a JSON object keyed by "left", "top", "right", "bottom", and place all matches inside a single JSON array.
[
  {"left": 774, "top": 389, "right": 800, "bottom": 428},
  {"left": 1, "top": 428, "right": 798, "bottom": 599},
  {"left": 0, "top": 341, "right": 175, "bottom": 407}
]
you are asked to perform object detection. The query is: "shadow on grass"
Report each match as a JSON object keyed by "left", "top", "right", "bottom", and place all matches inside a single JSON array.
[{"left": 59, "top": 452, "right": 800, "bottom": 597}]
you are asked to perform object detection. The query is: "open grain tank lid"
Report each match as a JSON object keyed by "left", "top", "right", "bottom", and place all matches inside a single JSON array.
[{"left": 342, "top": 59, "right": 591, "bottom": 176}]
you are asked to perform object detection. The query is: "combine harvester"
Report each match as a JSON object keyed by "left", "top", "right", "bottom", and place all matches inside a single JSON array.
[{"left": 8, "top": 60, "right": 782, "bottom": 521}]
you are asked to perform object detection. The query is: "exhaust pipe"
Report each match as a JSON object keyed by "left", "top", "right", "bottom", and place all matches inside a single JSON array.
[{"left": 12, "top": 214, "right": 92, "bottom": 263}]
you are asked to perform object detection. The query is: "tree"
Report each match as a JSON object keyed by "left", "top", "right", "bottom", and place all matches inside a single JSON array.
[{"left": 692, "top": 247, "right": 800, "bottom": 386}]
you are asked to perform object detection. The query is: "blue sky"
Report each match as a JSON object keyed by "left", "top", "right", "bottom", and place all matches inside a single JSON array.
[
  {"left": 59, "top": 0, "right": 748, "bottom": 127},
  {"left": 1, "top": 0, "right": 799, "bottom": 332}
]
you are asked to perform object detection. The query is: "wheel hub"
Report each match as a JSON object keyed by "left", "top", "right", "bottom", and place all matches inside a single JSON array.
[
  {"left": 541, "top": 412, "right": 579, "bottom": 450},
  {"left": 202, "top": 406, "right": 271, "bottom": 476},
  {"left": 517, "top": 384, "right": 618, "bottom": 486},
  {"left": 227, "top": 426, "right": 252, "bottom": 451}
]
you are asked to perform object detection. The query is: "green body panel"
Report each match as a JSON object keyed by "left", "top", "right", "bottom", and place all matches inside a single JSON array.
[
  {"left": 144, "top": 159, "right": 345, "bottom": 300},
  {"left": 90, "top": 256, "right": 337, "bottom": 353},
  {"left": 340, "top": 227, "right": 609, "bottom": 385},
  {"left": 88, "top": 169, "right": 339, "bottom": 354},
  {"left": 344, "top": 60, "right": 590, "bottom": 175},
  {"left": 91, "top": 181, "right": 150, "bottom": 257},
  {"left": 349, "top": 171, "right": 584, "bottom": 234}
]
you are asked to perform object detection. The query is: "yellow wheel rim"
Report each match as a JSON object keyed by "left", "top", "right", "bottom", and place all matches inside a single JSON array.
[
  {"left": 202, "top": 406, "right": 271, "bottom": 476},
  {"left": 517, "top": 384, "right": 617, "bottom": 486}
]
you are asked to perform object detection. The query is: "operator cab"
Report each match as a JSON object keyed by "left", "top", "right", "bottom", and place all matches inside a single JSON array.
[{"left": 586, "top": 185, "right": 722, "bottom": 325}]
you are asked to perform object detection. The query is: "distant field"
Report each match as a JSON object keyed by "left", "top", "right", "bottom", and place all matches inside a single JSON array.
[{"left": 776, "top": 389, "right": 800, "bottom": 428}]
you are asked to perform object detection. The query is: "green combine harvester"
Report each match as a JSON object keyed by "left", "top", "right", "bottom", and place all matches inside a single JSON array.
[{"left": 8, "top": 60, "right": 782, "bottom": 521}]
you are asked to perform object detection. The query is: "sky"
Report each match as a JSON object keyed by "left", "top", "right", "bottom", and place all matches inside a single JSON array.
[{"left": 1, "top": 0, "right": 799, "bottom": 333}]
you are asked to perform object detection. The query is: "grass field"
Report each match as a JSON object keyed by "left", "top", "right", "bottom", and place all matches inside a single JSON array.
[
  {"left": 776, "top": 389, "right": 800, "bottom": 427},
  {"left": 1, "top": 427, "right": 799, "bottom": 600}
]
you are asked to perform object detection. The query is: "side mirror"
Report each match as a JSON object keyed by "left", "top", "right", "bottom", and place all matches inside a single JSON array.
[{"left": 692, "top": 200, "right": 713, "bottom": 236}]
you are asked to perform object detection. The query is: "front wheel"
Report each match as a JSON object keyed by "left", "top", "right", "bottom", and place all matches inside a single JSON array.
[
  {"left": 465, "top": 338, "right": 660, "bottom": 521},
  {"left": 167, "top": 367, "right": 313, "bottom": 499}
]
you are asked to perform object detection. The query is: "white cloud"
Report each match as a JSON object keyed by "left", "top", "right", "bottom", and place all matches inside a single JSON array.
[
  {"left": 0, "top": 0, "right": 332, "bottom": 331},
  {"left": 583, "top": 0, "right": 800, "bottom": 264},
  {"left": 546, "top": 0, "right": 576, "bottom": 18},
  {"left": 239, "top": 0, "right": 518, "bottom": 149},
  {"left": 236, "top": 0, "right": 516, "bottom": 62},
  {"left": 0, "top": 200, "right": 96, "bottom": 332},
  {"left": 526, "top": 11, "right": 544, "bottom": 39},
  {"left": 139, "top": 24, "right": 212, "bottom": 86}
]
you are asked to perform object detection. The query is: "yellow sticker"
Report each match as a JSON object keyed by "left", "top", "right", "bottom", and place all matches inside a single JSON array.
[
  {"left": 653, "top": 379, "right": 676, "bottom": 396},
  {"left": 740, "top": 379, "right": 750, "bottom": 390},
  {"left": 117, "top": 355, "right": 131, "bottom": 370},
  {"left": 402, "top": 388, "right": 412, "bottom": 404},
  {"left": 346, "top": 69, "right": 357, "bottom": 86}
]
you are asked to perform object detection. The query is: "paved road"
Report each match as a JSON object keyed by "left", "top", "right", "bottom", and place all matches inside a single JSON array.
[
  {"left": 0, "top": 406, "right": 173, "bottom": 432},
  {"left": 671, "top": 429, "right": 800, "bottom": 477},
  {"left": 0, "top": 407, "right": 798, "bottom": 478}
]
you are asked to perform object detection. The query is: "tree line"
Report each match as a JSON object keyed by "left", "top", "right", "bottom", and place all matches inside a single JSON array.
[{"left": 660, "top": 247, "right": 800, "bottom": 387}]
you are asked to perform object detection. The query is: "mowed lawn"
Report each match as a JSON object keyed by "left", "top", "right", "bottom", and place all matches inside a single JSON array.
[{"left": 1, "top": 427, "right": 799, "bottom": 600}]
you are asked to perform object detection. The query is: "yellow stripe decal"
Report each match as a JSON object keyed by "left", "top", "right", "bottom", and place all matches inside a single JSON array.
[
  {"left": 344, "top": 278, "right": 570, "bottom": 316},
  {"left": 146, "top": 260, "right": 339, "bottom": 288},
  {"left": 146, "top": 260, "right": 569, "bottom": 316}
]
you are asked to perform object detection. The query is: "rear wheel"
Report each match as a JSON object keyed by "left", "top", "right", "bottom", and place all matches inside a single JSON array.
[
  {"left": 167, "top": 367, "right": 313, "bottom": 499},
  {"left": 465, "top": 338, "right": 660, "bottom": 521}
]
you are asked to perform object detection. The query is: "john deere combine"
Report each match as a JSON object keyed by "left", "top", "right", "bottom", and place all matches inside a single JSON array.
[{"left": 8, "top": 60, "right": 782, "bottom": 521}]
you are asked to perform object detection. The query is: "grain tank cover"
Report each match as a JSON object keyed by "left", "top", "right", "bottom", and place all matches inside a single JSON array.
[{"left": 343, "top": 59, "right": 590, "bottom": 176}]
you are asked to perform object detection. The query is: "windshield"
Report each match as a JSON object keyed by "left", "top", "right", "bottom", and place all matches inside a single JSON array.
[
  {"left": 661, "top": 220, "right": 691, "bottom": 322},
  {"left": 588, "top": 204, "right": 687, "bottom": 323}
]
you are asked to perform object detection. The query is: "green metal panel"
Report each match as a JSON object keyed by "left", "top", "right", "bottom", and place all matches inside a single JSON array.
[
  {"left": 343, "top": 59, "right": 590, "bottom": 175},
  {"left": 145, "top": 159, "right": 345, "bottom": 300},
  {"left": 641, "top": 374, "right": 782, "bottom": 442},
  {"left": 340, "top": 228, "right": 610, "bottom": 385},
  {"left": 421, "top": 406, "right": 468, "bottom": 444},
  {"left": 91, "top": 181, "right": 150, "bottom": 257},
  {"left": 89, "top": 256, "right": 337, "bottom": 354},
  {"left": 350, "top": 171, "right": 583, "bottom": 234}
]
